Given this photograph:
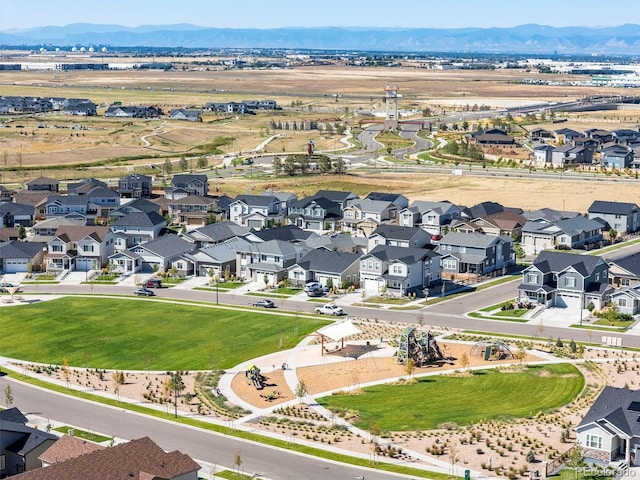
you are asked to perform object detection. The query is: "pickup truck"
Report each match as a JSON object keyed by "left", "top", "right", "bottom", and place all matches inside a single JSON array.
[{"left": 314, "top": 303, "right": 344, "bottom": 316}]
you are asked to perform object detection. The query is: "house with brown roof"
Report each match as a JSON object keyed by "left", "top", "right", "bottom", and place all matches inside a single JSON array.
[
  {"left": 45, "top": 225, "right": 114, "bottom": 272},
  {"left": 14, "top": 436, "right": 199, "bottom": 480},
  {"left": 39, "top": 434, "right": 105, "bottom": 467}
]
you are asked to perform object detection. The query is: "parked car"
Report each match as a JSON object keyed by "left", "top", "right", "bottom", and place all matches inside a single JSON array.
[
  {"left": 134, "top": 287, "right": 155, "bottom": 297},
  {"left": 145, "top": 278, "right": 162, "bottom": 288},
  {"left": 306, "top": 285, "right": 324, "bottom": 297},
  {"left": 315, "top": 303, "right": 344, "bottom": 316},
  {"left": 303, "top": 281, "right": 321, "bottom": 292},
  {"left": 252, "top": 299, "right": 275, "bottom": 308}
]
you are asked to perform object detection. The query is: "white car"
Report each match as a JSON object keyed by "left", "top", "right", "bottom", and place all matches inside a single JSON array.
[{"left": 315, "top": 303, "right": 344, "bottom": 316}]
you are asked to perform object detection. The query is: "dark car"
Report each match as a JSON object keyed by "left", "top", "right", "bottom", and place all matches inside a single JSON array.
[
  {"left": 145, "top": 278, "right": 162, "bottom": 288},
  {"left": 0, "top": 282, "right": 18, "bottom": 292},
  {"left": 134, "top": 287, "right": 155, "bottom": 296},
  {"left": 252, "top": 299, "right": 275, "bottom": 308}
]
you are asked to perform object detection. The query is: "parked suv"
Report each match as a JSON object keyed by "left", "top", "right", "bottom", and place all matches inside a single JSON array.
[
  {"left": 306, "top": 284, "right": 324, "bottom": 297},
  {"left": 145, "top": 278, "right": 162, "bottom": 288}
]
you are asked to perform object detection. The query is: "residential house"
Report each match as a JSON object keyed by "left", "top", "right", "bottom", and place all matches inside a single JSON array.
[
  {"left": 66, "top": 177, "right": 108, "bottom": 195},
  {"left": 517, "top": 250, "right": 611, "bottom": 310},
  {"left": 240, "top": 99, "right": 279, "bottom": 110},
  {"left": 608, "top": 252, "right": 640, "bottom": 289},
  {"left": 609, "top": 285, "right": 640, "bottom": 316},
  {"left": 0, "top": 202, "right": 35, "bottom": 227},
  {"left": 452, "top": 211, "right": 526, "bottom": 241},
  {"left": 108, "top": 197, "right": 161, "bottom": 221},
  {"left": 169, "top": 108, "right": 202, "bottom": 122},
  {"left": 367, "top": 224, "right": 432, "bottom": 251},
  {"left": 550, "top": 145, "right": 590, "bottom": 167},
  {"left": 553, "top": 128, "right": 581, "bottom": 145},
  {"left": 437, "top": 231, "right": 514, "bottom": 276},
  {"left": 520, "top": 216, "right": 604, "bottom": 256},
  {"left": 470, "top": 131, "right": 515, "bottom": 145},
  {"left": 107, "top": 249, "right": 143, "bottom": 275},
  {"left": 461, "top": 201, "right": 521, "bottom": 220},
  {"left": 0, "top": 408, "right": 57, "bottom": 477},
  {"left": 572, "top": 136, "right": 599, "bottom": 153},
  {"left": 44, "top": 195, "right": 88, "bottom": 218},
  {"left": 523, "top": 208, "right": 581, "bottom": 223},
  {"left": 341, "top": 199, "right": 399, "bottom": 236},
  {"left": 104, "top": 105, "right": 161, "bottom": 118},
  {"left": 252, "top": 225, "right": 315, "bottom": 244},
  {"left": 309, "top": 189, "right": 358, "bottom": 211},
  {"left": 118, "top": 174, "right": 152, "bottom": 198},
  {"left": 182, "top": 236, "right": 252, "bottom": 278},
  {"left": 287, "top": 196, "right": 342, "bottom": 232},
  {"left": 205, "top": 101, "right": 249, "bottom": 114},
  {"left": 575, "top": 386, "right": 640, "bottom": 465},
  {"left": 63, "top": 98, "right": 96, "bottom": 116},
  {"left": 613, "top": 128, "right": 640, "bottom": 145},
  {"left": 0, "top": 240, "right": 45, "bottom": 273},
  {"left": 262, "top": 191, "right": 297, "bottom": 214},
  {"left": 359, "top": 245, "right": 441, "bottom": 296},
  {"left": 0, "top": 185, "right": 11, "bottom": 202},
  {"left": 170, "top": 174, "right": 209, "bottom": 197},
  {"left": 168, "top": 195, "right": 218, "bottom": 227},
  {"left": 529, "top": 127, "right": 553, "bottom": 139},
  {"left": 24, "top": 177, "right": 59, "bottom": 193},
  {"left": 302, "top": 232, "right": 366, "bottom": 254},
  {"left": 236, "top": 239, "right": 309, "bottom": 285},
  {"left": 0, "top": 227, "right": 20, "bottom": 242},
  {"left": 586, "top": 128, "right": 614, "bottom": 144},
  {"left": 600, "top": 144, "right": 634, "bottom": 170},
  {"left": 182, "top": 221, "right": 252, "bottom": 248},
  {"left": 532, "top": 144, "right": 554, "bottom": 165},
  {"left": 365, "top": 192, "right": 409, "bottom": 210},
  {"left": 398, "top": 200, "right": 463, "bottom": 236},
  {"left": 229, "top": 194, "right": 282, "bottom": 228},
  {"left": 86, "top": 187, "right": 121, "bottom": 217},
  {"left": 30, "top": 215, "right": 87, "bottom": 242},
  {"left": 588, "top": 200, "right": 640, "bottom": 236},
  {"left": 287, "top": 248, "right": 361, "bottom": 288},
  {"left": 111, "top": 211, "right": 167, "bottom": 251},
  {"left": 14, "top": 436, "right": 199, "bottom": 480},
  {"left": 130, "top": 234, "right": 195, "bottom": 274},
  {"left": 39, "top": 434, "right": 105, "bottom": 467},
  {"left": 46, "top": 225, "right": 114, "bottom": 272}
]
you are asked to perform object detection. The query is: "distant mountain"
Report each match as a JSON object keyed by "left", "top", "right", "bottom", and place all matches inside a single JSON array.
[{"left": 2, "top": 23, "right": 640, "bottom": 55}]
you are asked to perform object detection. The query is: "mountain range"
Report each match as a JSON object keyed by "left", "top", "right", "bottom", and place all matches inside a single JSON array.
[{"left": 2, "top": 23, "right": 640, "bottom": 55}]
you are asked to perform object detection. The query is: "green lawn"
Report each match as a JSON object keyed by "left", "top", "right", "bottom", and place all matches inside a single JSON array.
[
  {"left": 317, "top": 364, "right": 583, "bottom": 432},
  {"left": 54, "top": 425, "right": 112, "bottom": 443},
  {"left": 0, "top": 297, "right": 326, "bottom": 370}
]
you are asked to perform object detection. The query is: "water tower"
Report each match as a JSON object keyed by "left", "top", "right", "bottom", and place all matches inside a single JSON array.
[{"left": 384, "top": 84, "right": 401, "bottom": 129}]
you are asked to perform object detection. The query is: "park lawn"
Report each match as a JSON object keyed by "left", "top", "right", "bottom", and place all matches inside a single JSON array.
[
  {"left": 0, "top": 297, "right": 327, "bottom": 370},
  {"left": 317, "top": 363, "right": 583, "bottom": 432}
]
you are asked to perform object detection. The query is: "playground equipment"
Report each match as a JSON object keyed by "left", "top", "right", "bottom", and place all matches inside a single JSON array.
[
  {"left": 470, "top": 340, "right": 514, "bottom": 361},
  {"left": 306, "top": 139, "right": 315, "bottom": 156},
  {"left": 246, "top": 365, "right": 266, "bottom": 390},
  {"left": 396, "top": 327, "right": 449, "bottom": 366}
]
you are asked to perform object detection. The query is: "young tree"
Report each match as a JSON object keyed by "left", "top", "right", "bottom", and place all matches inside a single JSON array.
[
  {"left": 233, "top": 450, "right": 243, "bottom": 474},
  {"left": 62, "top": 356, "right": 70, "bottom": 389},
  {"left": 295, "top": 380, "right": 307, "bottom": 403},
  {"left": 298, "top": 156, "right": 310, "bottom": 175},
  {"left": 179, "top": 156, "right": 188, "bottom": 172},
  {"left": 163, "top": 158, "right": 173, "bottom": 176},
  {"left": 283, "top": 156, "right": 297, "bottom": 175},
  {"left": 169, "top": 371, "right": 185, "bottom": 417},
  {"left": 272, "top": 156, "right": 283, "bottom": 175},
  {"left": 4, "top": 384, "right": 13, "bottom": 406},
  {"left": 404, "top": 358, "right": 416, "bottom": 379},
  {"left": 333, "top": 157, "right": 346, "bottom": 174},
  {"left": 197, "top": 156, "right": 208, "bottom": 169},
  {"left": 609, "top": 228, "right": 618, "bottom": 245},
  {"left": 317, "top": 156, "right": 332, "bottom": 173},
  {"left": 459, "top": 353, "right": 470, "bottom": 371}
]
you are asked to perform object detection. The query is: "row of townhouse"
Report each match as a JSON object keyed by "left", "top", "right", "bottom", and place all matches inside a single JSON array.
[
  {"left": 532, "top": 126, "right": 640, "bottom": 169},
  {"left": 0, "top": 96, "right": 96, "bottom": 116}
]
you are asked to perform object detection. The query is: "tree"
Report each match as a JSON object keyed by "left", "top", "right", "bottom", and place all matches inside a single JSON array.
[
  {"left": 233, "top": 450, "right": 243, "bottom": 474},
  {"left": 283, "top": 156, "right": 297, "bottom": 176},
  {"left": 333, "top": 157, "right": 346, "bottom": 174},
  {"left": 18, "top": 225, "right": 26, "bottom": 240},
  {"left": 112, "top": 370, "right": 125, "bottom": 402},
  {"left": 298, "top": 156, "right": 310, "bottom": 175},
  {"left": 163, "top": 158, "right": 173, "bottom": 176},
  {"left": 459, "top": 353, "right": 470, "bottom": 371},
  {"left": 317, "top": 156, "right": 332, "bottom": 173},
  {"left": 4, "top": 384, "right": 13, "bottom": 406},
  {"left": 295, "top": 380, "right": 307, "bottom": 403},
  {"left": 179, "top": 156, "right": 188, "bottom": 172},
  {"left": 197, "top": 156, "right": 208, "bottom": 169},
  {"left": 609, "top": 228, "right": 618, "bottom": 245},
  {"left": 404, "top": 358, "right": 416, "bottom": 379},
  {"left": 62, "top": 356, "right": 70, "bottom": 389},
  {"left": 169, "top": 371, "right": 185, "bottom": 417},
  {"left": 461, "top": 120, "right": 469, "bottom": 131},
  {"left": 272, "top": 156, "right": 283, "bottom": 175}
]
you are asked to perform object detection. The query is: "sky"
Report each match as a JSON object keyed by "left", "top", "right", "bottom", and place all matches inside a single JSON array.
[{"left": 2, "top": 0, "right": 639, "bottom": 32}]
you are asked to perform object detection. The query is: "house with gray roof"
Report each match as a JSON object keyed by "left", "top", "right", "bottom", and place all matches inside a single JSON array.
[
  {"left": 600, "top": 144, "right": 634, "bottom": 170},
  {"left": 608, "top": 251, "right": 640, "bottom": 289},
  {"left": 576, "top": 386, "right": 640, "bottom": 465},
  {"left": 67, "top": 177, "right": 108, "bottom": 195},
  {"left": 107, "top": 249, "right": 143, "bottom": 275},
  {"left": 24, "top": 177, "right": 59, "bottom": 193},
  {"left": 309, "top": 189, "right": 358, "bottom": 210},
  {"left": 0, "top": 240, "right": 46, "bottom": 273},
  {"left": 236, "top": 239, "right": 310, "bottom": 286},
  {"left": 520, "top": 216, "right": 604, "bottom": 256},
  {"left": 437, "top": 231, "right": 514, "bottom": 276},
  {"left": 111, "top": 211, "right": 166, "bottom": 251},
  {"left": 368, "top": 224, "right": 432, "bottom": 251},
  {"left": 181, "top": 236, "right": 252, "bottom": 278},
  {"left": 46, "top": 225, "right": 114, "bottom": 273},
  {"left": 229, "top": 194, "right": 282, "bottom": 228},
  {"left": 0, "top": 407, "right": 57, "bottom": 476},
  {"left": 588, "top": 200, "right": 640, "bottom": 236},
  {"left": 365, "top": 192, "right": 409, "bottom": 209},
  {"left": 287, "top": 248, "right": 361, "bottom": 289},
  {"left": 550, "top": 145, "right": 590, "bottom": 167},
  {"left": 518, "top": 250, "right": 612, "bottom": 310},
  {"left": 167, "top": 195, "right": 218, "bottom": 227},
  {"left": 182, "top": 221, "right": 253, "bottom": 248},
  {"left": 118, "top": 174, "right": 152, "bottom": 198},
  {"left": 0, "top": 202, "right": 35, "bottom": 227},
  {"left": 169, "top": 174, "right": 208, "bottom": 197},
  {"left": 398, "top": 200, "right": 463, "bottom": 236},
  {"left": 109, "top": 197, "right": 161, "bottom": 220},
  {"left": 609, "top": 285, "right": 640, "bottom": 316},
  {"left": 252, "top": 225, "right": 315, "bottom": 244},
  {"left": 44, "top": 195, "right": 88, "bottom": 218},
  {"left": 169, "top": 108, "right": 202, "bottom": 122},
  {"left": 359, "top": 245, "right": 441, "bottom": 296},
  {"left": 533, "top": 144, "right": 554, "bottom": 165},
  {"left": 523, "top": 208, "right": 580, "bottom": 223},
  {"left": 130, "top": 234, "right": 195, "bottom": 273},
  {"left": 553, "top": 128, "right": 581, "bottom": 144},
  {"left": 341, "top": 198, "right": 399, "bottom": 236},
  {"left": 287, "top": 196, "right": 342, "bottom": 232}
]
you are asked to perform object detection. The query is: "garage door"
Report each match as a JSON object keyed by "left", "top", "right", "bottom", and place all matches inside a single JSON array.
[
  {"left": 556, "top": 293, "right": 581, "bottom": 309},
  {"left": 3, "top": 259, "right": 27, "bottom": 273}
]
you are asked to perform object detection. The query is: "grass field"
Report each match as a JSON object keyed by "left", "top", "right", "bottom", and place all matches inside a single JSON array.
[
  {"left": 0, "top": 297, "right": 327, "bottom": 370},
  {"left": 317, "top": 363, "right": 583, "bottom": 432}
]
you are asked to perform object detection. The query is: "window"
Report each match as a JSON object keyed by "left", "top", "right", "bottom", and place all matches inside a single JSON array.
[
  {"left": 527, "top": 273, "right": 538, "bottom": 284},
  {"left": 443, "top": 259, "right": 457, "bottom": 270},
  {"left": 586, "top": 434, "right": 602, "bottom": 450},
  {"left": 460, "top": 246, "right": 466, "bottom": 253},
  {"left": 618, "top": 298, "right": 627, "bottom": 308},
  {"left": 83, "top": 245, "right": 94, "bottom": 252},
  {"left": 565, "top": 277, "right": 576, "bottom": 288},
  {"left": 51, "top": 244, "right": 63, "bottom": 252},
  {"left": 392, "top": 265, "right": 402, "bottom": 274},
  {"left": 622, "top": 278, "right": 630, "bottom": 286}
]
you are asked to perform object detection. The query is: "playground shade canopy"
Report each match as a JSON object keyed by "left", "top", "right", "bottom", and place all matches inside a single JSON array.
[{"left": 316, "top": 318, "right": 362, "bottom": 342}]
